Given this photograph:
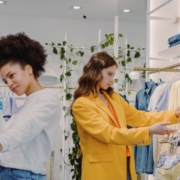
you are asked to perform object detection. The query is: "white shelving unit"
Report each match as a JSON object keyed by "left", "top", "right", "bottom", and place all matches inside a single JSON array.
[
  {"left": 158, "top": 44, "right": 180, "bottom": 59},
  {"left": 146, "top": 0, "right": 180, "bottom": 180}
]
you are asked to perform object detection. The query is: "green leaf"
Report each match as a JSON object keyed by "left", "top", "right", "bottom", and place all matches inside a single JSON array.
[
  {"left": 60, "top": 74, "right": 64, "bottom": 82},
  {"left": 63, "top": 106, "right": 66, "bottom": 111},
  {"left": 90, "top": 46, "right": 95, "bottom": 53},
  {"left": 64, "top": 112, "right": 69, "bottom": 117},
  {"left": 72, "top": 60, "right": 78, "bottom": 65},
  {"left": 105, "top": 42, "right": 109, "bottom": 47},
  {"left": 64, "top": 89, "right": 68, "bottom": 93},
  {"left": 75, "top": 51, "right": 80, "bottom": 56},
  {"left": 60, "top": 65, "right": 62, "bottom": 68},
  {"left": 79, "top": 51, "right": 84, "bottom": 57},
  {"left": 65, "top": 71, "right": 71, "bottom": 76},
  {"left": 63, "top": 41, "right": 67, "bottom": 46},
  {"left": 125, "top": 74, "right": 129, "bottom": 79},
  {"left": 114, "top": 78, "right": 118, "bottom": 83},
  {"left": 57, "top": 43, "right": 61, "bottom": 46},
  {"left": 126, "top": 57, "right": 131, "bottom": 63},
  {"left": 134, "top": 51, "right": 140, "bottom": 58},
  {"left": 53, "top": 47, "right": 58, "bottom": 54},
  {"left": 130, "top": 47, "right": 134, "bottom": 49},
  {"left": 118, "top": 34, "right": 123, "bottom": 37},
  {"left": 109, "top": 40, "right": 114, "bottom": 45},
  {"left": 45, "top": 43, "right": 48, "bottom": 45},
  {"left": 51, "top": 42, "right": 55, "bottom": 45},
  {"left": 70, "top": 48, "right": 73, "bottom": 52},
  {"left": 127, "top": 44, "right": 130, "bottom": 48},
  {"left": 60, "top": 55, "right": 65, "bottom": 60},
  {"left": 105, "top": 34, "right": 109, "bottom": 39},
  {"left": 121, "top": 60, "right": 125, "bottom": 66},
  {"left": 66, "top": 93, "right": 72, "bottom": 100},
  {"left": 101, "top": 44, "right": 105, "bottom": 49},
  {"left": 127, "top": 50, "right": 130, "bottom": 56}
]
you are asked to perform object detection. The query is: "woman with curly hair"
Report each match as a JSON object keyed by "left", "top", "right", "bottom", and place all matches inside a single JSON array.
[
  {"left": 0, "top": 32, "right": 60, "bottom": 180},
  {"left": 71, "top": 52, "right": 180, "bottom": 180}
]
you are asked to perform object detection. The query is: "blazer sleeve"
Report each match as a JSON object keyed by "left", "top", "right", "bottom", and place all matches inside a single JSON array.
[
  {"left": 115, "top": 93, "right": 178, "bottom": 127},
  {"left": 72, "top": 97, "right": 151, "bottom": 146}
]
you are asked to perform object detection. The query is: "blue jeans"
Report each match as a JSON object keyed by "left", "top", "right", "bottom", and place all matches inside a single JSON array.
[{"left": 0, "top": 166, "right": 46, "bottom": 180}]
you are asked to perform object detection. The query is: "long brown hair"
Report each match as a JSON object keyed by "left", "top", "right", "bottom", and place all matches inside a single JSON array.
[{"left": 73, "top": 52, "right": 118, "bottom": 102}]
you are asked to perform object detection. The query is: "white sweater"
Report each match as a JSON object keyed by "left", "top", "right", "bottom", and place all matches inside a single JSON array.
[{"left": 0, "top": 89, "right": 61, "bottom": 174}]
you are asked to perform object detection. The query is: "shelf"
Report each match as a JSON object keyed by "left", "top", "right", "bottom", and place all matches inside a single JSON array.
[{"left": 158, "top": 44, "right": 180, "bottom": 59}]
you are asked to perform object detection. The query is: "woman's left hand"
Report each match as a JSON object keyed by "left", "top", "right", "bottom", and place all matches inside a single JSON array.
[{"left": 175, "top": 106, "right": 180, "bottom": 118}]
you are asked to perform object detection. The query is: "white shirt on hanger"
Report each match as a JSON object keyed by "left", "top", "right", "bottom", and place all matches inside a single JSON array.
[{"left": 0, "top": 88, "right": 61, "bottom": 175}]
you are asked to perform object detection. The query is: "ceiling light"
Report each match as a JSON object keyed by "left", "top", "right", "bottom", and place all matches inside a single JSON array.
[
  {"left": 0, "top": 1, "right": 4, "bottom": 4},
  {"left": 72, "top": 6, "right": 81, "bottom": 10},
  {"left": 123, "top": 9, "right": 131, "bottom": 13}
]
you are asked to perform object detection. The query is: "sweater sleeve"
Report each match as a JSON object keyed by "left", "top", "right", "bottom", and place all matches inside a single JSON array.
[{"left": 0, "top": 92, "right": 60, "bottom": 152}]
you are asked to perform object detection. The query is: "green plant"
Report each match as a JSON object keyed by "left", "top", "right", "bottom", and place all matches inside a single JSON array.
[{"left": 46, "top": 33, "right": 145, "bottom": 180}]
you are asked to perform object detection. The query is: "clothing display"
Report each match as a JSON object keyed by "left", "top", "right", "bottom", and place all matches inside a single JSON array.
[
  {"left": 134, "top": 80, "right": 163, "bottom": 174},
  {"left": 147, "top": 79, "right": 180, "bottom": 180},
  {"left": 0, "top": 89, "right": 60, "bottom": 175},
  {"left": 169, "top": 40, "right": 180, "bottom": 48},
  {"left": 168, "top": 34, "right": 180, "bottom": 44}
]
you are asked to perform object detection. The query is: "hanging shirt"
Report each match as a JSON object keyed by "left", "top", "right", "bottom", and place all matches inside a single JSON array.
[
  {"left": 134, "top": 81, "right": 161, "bottom": 174},
  {"left": 135, "top": 81, "right": 157, "bottom": 112},
  {"left": 0, "top": 100, "right": 3, "bottom": 128},
  {"left": 2, "top": 96, "right": 18, "bottom": 121},
  {"left": 148, "top": 83, "right": 168, "bottom": 112},
  {"left": 155, "top": 79, "right": 177, "bottom": 111},
  {"left": 157, "top": 80, "right": 180, "bottom": 180},
  {"left": 0, "top": 89, "right": 61, "bottom": 175}
]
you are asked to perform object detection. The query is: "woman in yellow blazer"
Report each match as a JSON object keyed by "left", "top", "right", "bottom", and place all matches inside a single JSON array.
[{"left": 71, "top": 52, "right": 180, "bottom": 180}]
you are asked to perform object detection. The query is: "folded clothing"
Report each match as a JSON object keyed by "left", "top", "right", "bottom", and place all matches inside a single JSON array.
[
  {"left": 169, "top": 40, "right": 180, "bottom": 48},
  {"left": 168, "top": 34, "right": 180, "bottom": 44}
]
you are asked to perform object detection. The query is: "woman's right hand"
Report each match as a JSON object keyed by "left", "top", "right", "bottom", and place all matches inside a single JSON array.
[{"left": 149, "top": 121, "right": 177, "bottom": 135}]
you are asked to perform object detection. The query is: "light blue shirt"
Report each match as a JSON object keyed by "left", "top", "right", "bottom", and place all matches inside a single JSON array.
[{"left": 155, "top": 80, "right": 177, "bottom": 111}]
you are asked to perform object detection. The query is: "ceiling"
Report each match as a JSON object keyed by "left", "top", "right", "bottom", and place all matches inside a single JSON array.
[{"left": 0, "top": 0, "right": 146, "bottom": 22}]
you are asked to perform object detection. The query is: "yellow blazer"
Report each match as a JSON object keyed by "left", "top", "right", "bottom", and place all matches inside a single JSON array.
[{"left": 72, "top": 91, "right": 178, "bottom": 180}]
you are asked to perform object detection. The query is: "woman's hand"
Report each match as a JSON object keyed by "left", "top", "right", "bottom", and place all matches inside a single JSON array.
[
  {"left": 149, "top": 122, "right": 176, "bottom": 135},
  {"left": 175, "top": 106, "right": 180, "bottom": 118},
  {"left": 0, "top": 143, "right": 2, "bottom": 151}
]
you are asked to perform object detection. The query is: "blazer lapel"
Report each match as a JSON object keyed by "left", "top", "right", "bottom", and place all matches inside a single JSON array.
[
  {"left": 103, "top": 92, "right": 125, "bottom": 128},
  {"left": 95, "top": 98, "right": 120, "bottom": 127}
]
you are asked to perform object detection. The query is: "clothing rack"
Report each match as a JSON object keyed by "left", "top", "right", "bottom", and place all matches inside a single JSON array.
[
  {"left": 133, "top": 63, "right": 180, "bottom": 74},
  {"left": 0, "top": 84, "right": 136, "bottom": 92}
]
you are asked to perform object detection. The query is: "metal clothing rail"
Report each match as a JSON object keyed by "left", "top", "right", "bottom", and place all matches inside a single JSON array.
[
  {"left": 133, "top": 63, "right": 180, "bottom": 75},
  {"left": 0, "top": 84, "right": 136, "bottom": 91}
]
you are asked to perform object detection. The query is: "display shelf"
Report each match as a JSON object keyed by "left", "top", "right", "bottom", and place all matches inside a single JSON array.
[{"left": 158, "top": 44, "right": 180, "bottom": 59}]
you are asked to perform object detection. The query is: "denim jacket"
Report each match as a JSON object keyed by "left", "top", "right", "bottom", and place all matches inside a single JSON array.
[
  {"left": 135, "top": 81, "right": 157, "bottom": 112},
  {"left": 134, "top": 81, "right": 162, "bottom": 174}
]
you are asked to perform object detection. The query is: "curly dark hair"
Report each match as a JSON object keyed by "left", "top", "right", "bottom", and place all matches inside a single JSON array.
[
  {"left": 73, "top": 52, "right": 118, "bottom": 101},
  {"left": 0, "top": 32, "right": 47, "bottom": 78}
]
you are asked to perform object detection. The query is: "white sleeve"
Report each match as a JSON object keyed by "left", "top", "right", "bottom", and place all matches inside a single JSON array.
[{"left": 0, "top": 92, "right": 60, "bottom": 152}]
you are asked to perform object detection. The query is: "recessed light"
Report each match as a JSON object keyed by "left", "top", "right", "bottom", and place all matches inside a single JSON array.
[
  {"left": 123, "top": 9, "right": 131, "bottom": 13},
  {"left": 72, "top": 6, "right": 81, "bottom": 10},
  {"left": 0, "top": 1, "right": 5, "bottom": 4}
]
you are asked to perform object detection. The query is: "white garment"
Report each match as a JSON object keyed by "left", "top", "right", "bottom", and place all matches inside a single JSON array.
[
  {"left": 148, "top": 83, "right": 168, "bottom": 112},
  {"left": 0, "top": 89, "right": 61, "bottom": 174}
]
